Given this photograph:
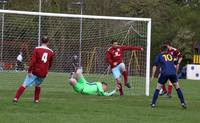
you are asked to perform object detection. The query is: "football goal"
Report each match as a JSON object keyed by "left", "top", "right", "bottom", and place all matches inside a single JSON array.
[{"left": 0, "top": 9, "right": 151, "bottom": 96}]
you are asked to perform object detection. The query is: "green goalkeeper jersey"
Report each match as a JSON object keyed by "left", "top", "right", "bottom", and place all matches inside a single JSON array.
[
  {"left": 73, "top": 76, "right": 116, "bottom": 96},
  {"left": 82, "top": 82, "right": 106, "bottom": 96}
]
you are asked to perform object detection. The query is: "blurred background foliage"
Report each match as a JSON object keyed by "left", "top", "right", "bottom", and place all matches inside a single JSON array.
[{"left": 1, "top": 0, "right": 200, "bottom": 65}]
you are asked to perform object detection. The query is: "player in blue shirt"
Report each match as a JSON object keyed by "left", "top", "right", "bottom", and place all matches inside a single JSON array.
[{"left": 150, "top": 45, "right": 186, "bottom": 108}]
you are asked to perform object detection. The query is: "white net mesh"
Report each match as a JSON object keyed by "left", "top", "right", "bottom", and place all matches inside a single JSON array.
[{"left": 0, "top": 10, "right": 150, "bottom": 95}]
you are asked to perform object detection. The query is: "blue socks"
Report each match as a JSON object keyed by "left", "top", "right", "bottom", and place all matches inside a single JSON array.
[
  {"left": 151, "top": 88, "right": 185, "bottom": 107},
  {"left": 151, "top": 89, "right": 159, "bottom": 105},
  {"left": 176, "top": 88, "right": 185, "bottom": 104}
]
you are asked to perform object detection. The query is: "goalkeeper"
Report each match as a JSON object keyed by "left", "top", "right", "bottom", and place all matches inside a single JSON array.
[{"left": 69, "top": 68, "right": 119, "bottom": 96}]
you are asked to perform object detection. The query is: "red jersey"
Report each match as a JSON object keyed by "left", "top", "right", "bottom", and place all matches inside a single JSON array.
[
  {"left": 168, "top": 47, "right": 182, "bottom": 59},
  {"left": 28, "top": 45, "right": 54, "bottom": 78},
  {"left": 106, "top": 46, "right": 143, "bottom": 68}
]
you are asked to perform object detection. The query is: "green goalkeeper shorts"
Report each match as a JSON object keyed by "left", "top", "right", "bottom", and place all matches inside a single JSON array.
[{"left": 73, "top": 76, "right": 87, "bottom": 93}]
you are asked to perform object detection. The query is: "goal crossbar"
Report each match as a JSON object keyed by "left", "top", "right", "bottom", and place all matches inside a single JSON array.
[{"left": 0, "top": 9, "right": 151, "bottom": 22}]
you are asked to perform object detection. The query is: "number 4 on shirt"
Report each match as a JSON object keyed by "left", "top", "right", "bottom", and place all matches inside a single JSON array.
[{"left": 42, "top": 53, "right": 48, "bottom": 63}]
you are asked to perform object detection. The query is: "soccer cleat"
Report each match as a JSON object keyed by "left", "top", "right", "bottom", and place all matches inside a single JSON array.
[
  {"left": 119, "top": 92, "right": 124, "bottom": 96},
  {"left": 151, "top": 104, "right": 156, "bottom": 108},
  {"left": 34, "top": 100, "right": 40, "bottom": 103},
  {"left": 167, "top": 93, "right": 172, "bottom": 98},
  {"left": 181, "top": 103, "right": 187, "bottom": 109},
  {"left": 13, "top": 98, "right": 18, "bottom": 103},
  {"left": 69, "top": 72, "right": 75, "bottom": 79},
  {"left": 125, "top": 83, "right": 131, "bottom": 88},
  {"left": 117, "top": 83, "right": 124, "bottom": 96},
  {"left": 159, "top": 91, "right": 167, "bottom": 96}
]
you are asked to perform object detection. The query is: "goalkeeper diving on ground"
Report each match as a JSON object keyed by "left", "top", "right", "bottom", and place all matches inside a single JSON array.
[{"left": 69, "top": 68, "right": 119, "bottom": 96}]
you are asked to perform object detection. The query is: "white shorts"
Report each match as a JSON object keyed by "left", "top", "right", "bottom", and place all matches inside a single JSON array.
[{"left": 112, "top": 63, "right": 125, "bottom": 79}]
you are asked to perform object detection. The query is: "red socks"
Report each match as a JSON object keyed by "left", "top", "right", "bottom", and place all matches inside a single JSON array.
[
  {"left": 34, "top": 86, "right": 41, "bottom": 101},
  {"left": 122, "top": 71, "right": 128, "bottom": 85},
  {"left": 116, "top": 79, "right": 124, "bottom": 96},
  {"left": 118, "top": 83, "right": 124, "bottom": 96},
  {"left": 15, "top": 85, "right": 25, "bottom": 100},
  {"left": 14, "top": 85, "right": 41, "bottom": 102},
  {"left": 162, "top": 84, "right": 173, "bottom": 94},
  {"left": 162, "top": 85, "right": 167, "bottom": 92},
  {"left": 168, "top": 85, "right": 173, "bottom": 95}
]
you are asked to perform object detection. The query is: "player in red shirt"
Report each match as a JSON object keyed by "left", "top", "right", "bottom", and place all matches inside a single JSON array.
[
  {"left": 13, "top": 36, "right": 54, "bottom": 103},
  {"left": 160, "top": 41, "right": 182, "bottom": 97},
  {"left": 106, "top": 40, "right": 144, "bottom": 95}
]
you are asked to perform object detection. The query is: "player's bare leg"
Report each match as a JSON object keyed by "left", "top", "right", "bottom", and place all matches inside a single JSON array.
[
  {"left": 158, "top": 71, "right": 167, "bottom": 96},
  {"left": 74, "top": 68, "right": 83, "bottom": 80},
  {"left": 151, "top": 83, "right": 162, "bottom": 108},
  {"left": 13, "top": 84, "right": 26, "bottom": 103},
  {"left": 69, "top": 68, "right": 82, "bottom": 86},
  {"left": 116, "top": 78, "right": 124, "bottom": 96},
  {"left": 120, "top": 63, "right": 131, "bottom": 88},
  {"left": 34, "top": 85, "right": 41, "bottom": 103},
  {"left": 72, "top": 55, "right": 79, "bottom": 71},
  {"left": 173, "top": 82, "right": 186, "bottom": 108},
  {"left": 167, "top": 80, "right": 173, "bottom": 98}
]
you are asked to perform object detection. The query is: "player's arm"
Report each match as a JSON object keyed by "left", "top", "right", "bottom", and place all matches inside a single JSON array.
[
  {"left": 151, "top": 66, "right": 157, "bottom": 83},
  {"left": 175, "top": 50, "right": 183, "bottom": 73},
  {"left": 97, "top": 84, "right": 108, "bottom": 96},
  {"left": 104, "top": 85, "right": 119, "bottom": 96},
  {"left": 98, "top": 85, "right": 119, "bottom": 96},
  {"left": 177, "top": 54, "right": 183, "bottom": 71},
  {"left": 175, "top": 58, "right": 182, "bottom": 74},
  {"left": 28, "top": 48, "right": 37, "bottom": 74},
  {"left": 151, "top": 54, "right": 160, "bottom": 83},
  {"left": 49, "top": 53, "right": 54, "bottom": 69},
  {"left": 104, "top": 90, "right": 117, "bottom": 96},
  {"left": 98, "top": 90, "right": 107, "bottom": 96},
  {"left": 121, "top": 46, "right": 144, "bottom": 51},
  {"left": 105, "top": 51, "right": 114, "bottom": 66},
  {"left": 99, "top": 89, "right": 117, "bottom": 96},
  {"left": 97, "top": 83, "right": 114, "bottom": 96}
]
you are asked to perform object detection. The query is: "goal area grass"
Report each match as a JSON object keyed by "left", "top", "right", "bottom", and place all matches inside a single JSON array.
[{"left": 0, "top": 71, "right": 199, "bottom": 123}]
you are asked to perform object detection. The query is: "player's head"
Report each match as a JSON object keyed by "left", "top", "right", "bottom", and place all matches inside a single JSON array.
[
  {"left": 160, "top": 45, "right": 168, "bottom": 52},
  {"left": 19, "top": 51, "right": 22, "bottom": 55},
  {"left": 41, "top": 36, "right": 49, "bottom": 44},
  {"left": 163, "top": 40, "right": 172, "bottom": 49},
  {"left": 101, "top": 82, "right": 108, "bottom": 91},
  {"left": 111, "top": 40, "right": 118, "bottom": 47}
]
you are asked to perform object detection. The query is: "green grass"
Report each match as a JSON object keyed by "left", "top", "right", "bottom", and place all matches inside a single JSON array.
[{"left": 0, "top": 71, "right": 200, "bottom": 123}]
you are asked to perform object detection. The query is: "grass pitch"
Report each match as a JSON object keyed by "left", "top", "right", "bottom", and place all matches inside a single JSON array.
[{"left": 0, "top": 71, "right": 200, "bottom": 123}]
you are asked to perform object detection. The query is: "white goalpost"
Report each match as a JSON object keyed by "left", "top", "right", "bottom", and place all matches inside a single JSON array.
[{"left": 0, "top": 9, "right": 151, "bottom": 96}]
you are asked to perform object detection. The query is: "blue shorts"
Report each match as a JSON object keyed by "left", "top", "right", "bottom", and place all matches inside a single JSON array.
[
  {"left": 111, "top": 63, "right": 125, "bottom": 79},
  {"left": 23, "top": 74, "right": 44, "bottom": 87},
  {"left": 158, "top": 74, "right": 178, "bottom": 84}
]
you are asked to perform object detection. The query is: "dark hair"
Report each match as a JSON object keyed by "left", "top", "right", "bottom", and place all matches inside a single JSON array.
[
  {"left": 163, "top": 40, "right": 171, "bottom": 46},
  {"left": 111, "top": 39, "right": 118, "bottom": 44},
  {"left": 41, "top": 36, "right": 49, "bottom": 44},
  {"left": 101, "top": 82, "right": 108, "bottom": 86},
  {"left": 160, "top": 45, "right": 168, "bottom": 52}
]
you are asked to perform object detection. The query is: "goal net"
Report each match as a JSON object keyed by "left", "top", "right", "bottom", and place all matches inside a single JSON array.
[{"left": 0, "top": 10, "right": 151, "bottom": 96}]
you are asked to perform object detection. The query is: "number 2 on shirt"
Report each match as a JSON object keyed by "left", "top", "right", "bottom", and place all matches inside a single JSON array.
[
  {"left": 42, "top": 53, "right": 48, "bottom": 63},
  {"left": 162, "top": 54, "right": 173, "bottom": 61}
]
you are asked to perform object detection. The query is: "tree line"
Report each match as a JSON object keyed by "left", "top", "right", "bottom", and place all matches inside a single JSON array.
[{"left": 2, "top": 0, "right": 200, "bottom": 66}]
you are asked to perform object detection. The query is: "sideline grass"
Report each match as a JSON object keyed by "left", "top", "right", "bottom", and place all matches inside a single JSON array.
[{"left": 0, "top": 72, "right": 199, "bottom": 123}]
